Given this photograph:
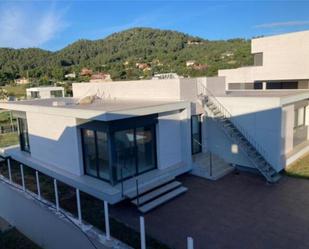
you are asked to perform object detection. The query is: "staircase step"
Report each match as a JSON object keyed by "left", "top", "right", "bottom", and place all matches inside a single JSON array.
[
  {"left": 270, "top": 173, "right": 282, "bottom": 182},
  {"left": 131, "top": 181, "right": 182, "bottom": 205},
  {"left": 125, "top": 176, "right": 174, "bottom": 199},
  {"left": 138, "top": 186, "right": 188, "bottom": 213}
]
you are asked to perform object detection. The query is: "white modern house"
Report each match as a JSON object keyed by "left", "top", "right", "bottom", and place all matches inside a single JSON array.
[
  {"left": 1, "top": 30, "right": 309, "bottom": 212},
  {"left": 26, "top": 86, "right": 65, "bottom": 99}
]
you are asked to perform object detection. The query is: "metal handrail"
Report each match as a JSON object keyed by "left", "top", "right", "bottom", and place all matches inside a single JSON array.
[{"left": 198, "top": 82, "right": 271, "bottom": 166}]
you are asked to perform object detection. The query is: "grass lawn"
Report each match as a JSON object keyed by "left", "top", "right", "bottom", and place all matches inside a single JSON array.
[
  {"left": 0, "top": 228, "right": 41, "bottom": 249},
  {"left": 2, "top": 84, "right": 28, "bottom": 98},
  {"left": 0, "top": 133, "right": 18, "bottom": 148},
  {"left": 0, "top": 111, "right": 16, "bottom": 126},
  {"left": 285, "top": 153, "right": 309, "bottom": 178}
]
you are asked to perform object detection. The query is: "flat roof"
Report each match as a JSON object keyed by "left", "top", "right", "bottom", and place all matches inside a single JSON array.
[
  {"left": 253, "top": 29, "right": 309, "bottom": 41},
  {"left": 226, "top": 90, "right": 309, "bottom": 97},
  {"left": 224, "top": 90, "right": 309, "bottom": 106},
  {"left": 26, "top": 86, "right": 64, "bottom": 91},
  {"left": 0, "top": 97, "right": 189, "bottom": 121}
]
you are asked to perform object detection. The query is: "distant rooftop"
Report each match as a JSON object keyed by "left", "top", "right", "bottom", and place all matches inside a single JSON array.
[
  {"left": 26, "top": 86, "right": 64, "bottom": 91},
  {"left": 226, "top": 90, "right": 309, "bottom": 98}
]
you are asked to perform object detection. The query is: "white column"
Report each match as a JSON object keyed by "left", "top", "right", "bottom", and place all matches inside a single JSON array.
[
  {"left": 104, "top": 201, "right": 111, "bottom": 240},
  {"left": 140, "top": 216, "right": 146, "bottom": 249},
  {"left": 35, "top": 171, "right": 41, "bottom": 200},
  {"left": 54, "top": 179, "right": 59, "bottom": 212},
  {"left": 187, "top": 237, "right": 194, "bottom": 249},
  {"left": 7, "top": 158, "right": 12, "bottom": 182},
  {"left": 20, "top": 164, "right": 25, "bottom": 191},
  {"left": 262, "top": 81, "right": 267, "bottom": 90},
  {"left": 76, "top": 189, "right": 82, "bottom": 225}
]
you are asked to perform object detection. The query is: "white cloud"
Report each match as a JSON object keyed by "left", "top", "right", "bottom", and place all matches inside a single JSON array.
[
  {"left": 0, "top": 4, "right": 69, "bottom": 49},
  {"left": 254, "top": 20, "right": 309, "bottom": 29}
]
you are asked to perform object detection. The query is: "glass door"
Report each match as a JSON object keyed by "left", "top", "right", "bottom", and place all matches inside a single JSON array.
[
  {"left": 113, "top": 125, "right": 157, "bottom": 183},
  {"left": 114, "top": 129, "right": 137, "bottom": 181},
  {"left": 136, "top": 126, "right": 156, "bottom": 174}
]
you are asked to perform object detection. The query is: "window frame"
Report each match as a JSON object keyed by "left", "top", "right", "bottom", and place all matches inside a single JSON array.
[
  {"left": 17, "top": 117, "right": 30, "bottom": 153},
  {"left": 191, "top": 114, "right": 202, "bottom": 155},
  {"left": 80, "top": 129, "right": 111, "bottom": 183},
  {"left": 80, "top": 115, "right": 158, "bottom": 185},
  {"left": 294, "top": 106, "right": 306, "bottom": 129}
]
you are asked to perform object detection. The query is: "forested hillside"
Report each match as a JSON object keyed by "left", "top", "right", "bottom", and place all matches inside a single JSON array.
[{"left": 0, "top": 27, "right": 253, "bottom": 85}]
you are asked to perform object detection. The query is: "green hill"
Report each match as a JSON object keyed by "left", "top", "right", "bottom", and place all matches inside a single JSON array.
[{"left": 0, "top": 27, "right": 253, "bottom": 85}]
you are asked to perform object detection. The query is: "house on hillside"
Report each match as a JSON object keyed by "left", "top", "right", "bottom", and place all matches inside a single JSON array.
[
  {"left": 152, "top": 73, "right": 182, "bottom": 80},
  {"left": 15, "top": 77, "right": 30, "bottom": 85},
  {"left": 90, "top": 73, "right": 112, "bottom": 82},
  {"left": 136, "top": 63, "right": 151, "bottom": 71},
  {"left": 186, "top": 60, "right": 207, "bottom": 70},
  {"left": 65, "top": 73, "right": 76, "bottom": 79},
  {"left": 80, "top": 68, "right": 93, "bottom": 77},
  {"left": 1, "top": 30, "right": 309, "bottom": 213},
  {"left": 186, "top": 60, "right": 196, "bottom": 67},
  {"left": 188, "top": 40, "right": 202, "bottom": 45}
]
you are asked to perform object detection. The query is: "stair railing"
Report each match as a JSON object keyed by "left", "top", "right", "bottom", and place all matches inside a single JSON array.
[{"left": 197, "top": 82, "right": 271, "bottom": 167}]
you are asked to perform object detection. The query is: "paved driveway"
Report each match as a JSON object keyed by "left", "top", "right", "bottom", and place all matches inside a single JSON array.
[{"left": 111, "top": 172, "right": 309, "bottom": 249}]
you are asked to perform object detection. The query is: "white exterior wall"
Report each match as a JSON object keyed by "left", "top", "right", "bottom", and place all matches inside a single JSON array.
[
  {"left": 209, "top": 97, "right": 283, "bottom": 171},
  {"left": 156, "top": 111, "right": 183, "bottom": 169},
  {"left": 73, "top": 78, "right": 201, "bottom": 102},
  {"left": 26, "top": 112, "right": 83, "bottom": 175},
  {"left": 282, "top": 105, "right": 294, "bottom": 155},
  {"left": 26, "top": 87, "right": 64, "bottom": 99},
  {"left": 73, "top": 80, "right": 182, "bottom": 100},
  {"left": 219, "top": 30, "right": 309, "bottom": 83}
]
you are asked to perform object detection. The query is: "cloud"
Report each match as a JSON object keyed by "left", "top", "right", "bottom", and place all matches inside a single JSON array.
[
  {"left": 254, "top": 20, "right": 309, "bottom": 29},
  {"left": 0, "top": 3, "right": 69, "bottom": 49}
]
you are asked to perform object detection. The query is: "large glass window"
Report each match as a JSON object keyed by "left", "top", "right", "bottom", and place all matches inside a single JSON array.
[
  {"left": 191, "top": 115, "right": 202, "bottom": 154},
  {"left": 136, "top": 126, "right": 156, "bottom": 174},
  {"left": 114, "top": 125, "right": 157, "bottom": 182},
  {"left": 81, "top": 129, "right": 110, "bottom": 181},
  {"left": 80, "top": 114, "right": 158, "bottom": 185},
  {"left": 50, "top": 90, "right": 63, "bottom": 98},
  {"left": 114, "top": 129, "right": 137, "bottom": 181},
  {"left": 18, "top": 117, "right": 30, "bottom": 152},
  {"left": 30, "top": 91, "right": 40, "bottom": 99},
  {"left": 96, "top": 131, "right": 110, "bottom": 180}
]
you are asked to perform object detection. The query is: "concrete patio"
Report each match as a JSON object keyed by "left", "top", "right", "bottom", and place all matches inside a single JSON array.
[{"left": 110, "top": 172, "right": 309, "bottom": 249}]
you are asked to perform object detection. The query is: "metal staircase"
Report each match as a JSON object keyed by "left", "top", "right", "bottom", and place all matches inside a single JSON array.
[{"left": 198, "top": 84, "right": 281, "bottom": 183}]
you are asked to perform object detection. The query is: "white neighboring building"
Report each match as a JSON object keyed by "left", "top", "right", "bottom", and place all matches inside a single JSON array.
[
  {"left": 1, "top": 30, "right": 309, "bottom": 211},
  {"left": 65, "top": 73, "right": 76, "bottom": 79},
  {"left": 152, "top": 73, "right": 182, "bottom": 80},
  {"left": 219, "top": 30, "right": 309, "bottom": 89},
  {"left": 15, "top": 77, "right": 30, "bottom": 85},
  {"left": 26, "top": 86, "right": 65, "bottom": 99}
]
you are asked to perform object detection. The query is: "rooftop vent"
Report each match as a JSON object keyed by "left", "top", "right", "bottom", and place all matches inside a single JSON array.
[{"left": 52, "top": 101, "right": 67, "bottom": 107}]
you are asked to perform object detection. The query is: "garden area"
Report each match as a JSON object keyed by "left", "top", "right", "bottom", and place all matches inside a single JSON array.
[
  {"left": 0, "top": 133, "right": 18, "bottom": 148},
  {"left": 285, "top": 152, "right": 309, "bottom": 179},
  {"left": 0, "top": 111, "right": 18, "bottom": 148}
]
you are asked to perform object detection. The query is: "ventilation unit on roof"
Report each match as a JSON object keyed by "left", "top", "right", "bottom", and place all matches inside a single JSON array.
[{"left": 52, "top": 101, "right": 67, "bottom": 107}]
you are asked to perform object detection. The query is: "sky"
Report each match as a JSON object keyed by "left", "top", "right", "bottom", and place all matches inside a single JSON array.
[{"left": 0, "top": 0, "right": 309, "bottom": 51}]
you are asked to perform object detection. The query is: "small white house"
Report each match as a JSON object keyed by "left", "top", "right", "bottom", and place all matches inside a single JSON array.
[{"left": 26, "top": 86, "right": 65, "bottom": 99}]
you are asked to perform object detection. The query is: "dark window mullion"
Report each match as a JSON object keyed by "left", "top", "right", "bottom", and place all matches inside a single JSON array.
[
  {"left": 134, "top": 128, "right": 139, "bottom": 175},
  {"left": 94, "top": 131, "right": 100, "bottom": 178}
]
